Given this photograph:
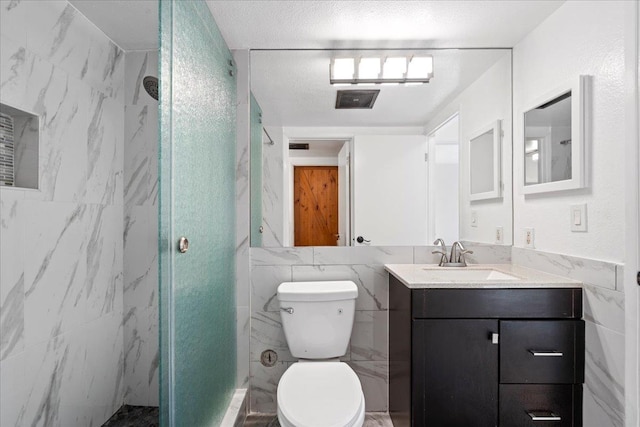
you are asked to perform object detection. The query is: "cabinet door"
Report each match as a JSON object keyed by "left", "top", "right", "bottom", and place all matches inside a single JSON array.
[{"left": 413, "top": 319, "right": 499, "bottom": 427}]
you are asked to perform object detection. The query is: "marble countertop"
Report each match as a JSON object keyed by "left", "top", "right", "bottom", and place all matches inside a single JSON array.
[{"left": 384, "top": 264, "right": 583, "bottom": 289}]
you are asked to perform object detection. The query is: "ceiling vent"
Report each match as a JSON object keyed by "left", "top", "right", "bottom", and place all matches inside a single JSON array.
[
  {"left": 335, "top": 90, "right": 380, "bottom": 109},
  {"left": 289, "top": 143, "right": 309, "bottom": 150}
]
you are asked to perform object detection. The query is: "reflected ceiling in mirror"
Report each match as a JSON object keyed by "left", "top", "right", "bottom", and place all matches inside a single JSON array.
[{"left": 251, "top": 49, "right": 508, "bottom": 127}]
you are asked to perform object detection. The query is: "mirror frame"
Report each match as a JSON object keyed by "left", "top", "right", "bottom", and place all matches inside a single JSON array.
[
  {"left": 519, "top": 75, "right": 591, "bottom": 195},
  {"left": 469, "top": 119, "right": 502, "bottom": 201}
]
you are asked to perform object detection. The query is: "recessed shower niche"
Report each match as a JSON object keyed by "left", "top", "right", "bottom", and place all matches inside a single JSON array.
[{"left": 0, "top": 103, "right": 39, "bottom": 189}]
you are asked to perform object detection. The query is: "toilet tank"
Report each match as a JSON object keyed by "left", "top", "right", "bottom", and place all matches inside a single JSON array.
[{"left": 277, "top": 281, "right": 358, "bottom": 359}]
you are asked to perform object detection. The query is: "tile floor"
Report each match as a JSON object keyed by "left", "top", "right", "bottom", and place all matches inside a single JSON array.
[
  {"left": 243, "top": 413, "right": 394, "bottom": 426},
  {"left": 101, "top": 405, "right": 159, "bottom": 427}
]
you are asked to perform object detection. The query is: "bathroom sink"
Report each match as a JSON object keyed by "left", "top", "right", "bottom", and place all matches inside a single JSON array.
[{"left": 420, "top": 268, "right": 521, "bottom": 282}]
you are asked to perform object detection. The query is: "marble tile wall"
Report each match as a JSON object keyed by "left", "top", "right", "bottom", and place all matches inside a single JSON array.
[
  {"left": 0, "top": 1, "right": 125, "bottom": 425},
  {"left": 512, "top": 247, "right": 625, "bottom": 427},
  {"left": 122, "top": 50, "right": 159, "bottom": 406},
  {"left": 261, "top": 126, "right": 284, "bottom": 247},
  {"left": 248, "top": 244, "right": 511, "bottom": 413}
]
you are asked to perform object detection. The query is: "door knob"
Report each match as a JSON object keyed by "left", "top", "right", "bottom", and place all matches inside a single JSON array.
[
  {"left": 356, "top": 236, "right": 371, "bottom": 244},
  {"left": 178, "top": 237, "right": 189, "bottom": 253}
]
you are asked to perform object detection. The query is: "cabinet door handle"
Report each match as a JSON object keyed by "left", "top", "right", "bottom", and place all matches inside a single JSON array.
[
  {"left": 529, "top": 350, "right": 563, "bottom": 357},
  {"left": 527, "top": 411, "right": 561, "bottom": 421},
  {"left": 491, "top": 333, "right": 499, "bottom": 344}
]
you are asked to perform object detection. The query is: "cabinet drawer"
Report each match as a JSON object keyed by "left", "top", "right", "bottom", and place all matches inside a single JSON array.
[
  {"left": 412, "top": 289, "right": 582, "bottom": 319},
  {"left": 500, "top": 384, "right": 582, "bottom": 427},
  {"left": 500, "top": 320, "right": 585, "bottom": 384}
]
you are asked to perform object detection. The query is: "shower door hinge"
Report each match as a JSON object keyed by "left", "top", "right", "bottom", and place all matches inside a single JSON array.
[{"left": 424, "top": 153, "right": 429, "bottom": 162}]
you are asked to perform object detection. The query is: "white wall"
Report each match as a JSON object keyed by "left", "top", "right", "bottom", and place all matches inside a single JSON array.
[
  {"left": 425, "top": 51, "right": 513, "bottom": 245},
  {"left": 511, "top": 3, "right": 630, "bottom": 426},
  {"left": 512, "top": 1, "right": 626, "bottom": 263}
]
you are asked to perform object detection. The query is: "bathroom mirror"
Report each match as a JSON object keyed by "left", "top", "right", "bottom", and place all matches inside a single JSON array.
[
  {"left": 469, "top": 120, "right": 502, "bottom": 201},
  {"left": 250, "top": 49, "right": 513, "bottom": 247},
  {"left": 521, "top": 75, "right": 590, "bottom": 194}
]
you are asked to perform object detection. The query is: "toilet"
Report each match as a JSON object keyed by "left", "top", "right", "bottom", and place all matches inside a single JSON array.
[{"left": 276, "top": 281, "right": 365, "bottom": 427}]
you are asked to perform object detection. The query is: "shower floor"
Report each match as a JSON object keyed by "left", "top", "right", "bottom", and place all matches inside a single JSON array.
[
  {"left": 243, "top": 413, "right": 394, "bottom": 426},
  {"left": 102, "top": 405, "right": 159, "bottom": 427}
]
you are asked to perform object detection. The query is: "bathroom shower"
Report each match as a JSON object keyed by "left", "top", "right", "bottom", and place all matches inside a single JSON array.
[{"left": 143, "top": 75, "right": 159, "bottom": 100}]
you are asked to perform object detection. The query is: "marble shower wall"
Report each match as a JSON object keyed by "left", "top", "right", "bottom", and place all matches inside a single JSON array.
[
  {"left": 122, "top": 50, "right": 159, "bottom": 406},
  {"left": 248, "top": 244, "right": 511, "bottom": 413},
  {"left": 0, "top": 1, "right": 125, "bottom": 425},
  {"left": 512, "top": 247, "right": 625, "bottom": 427}
]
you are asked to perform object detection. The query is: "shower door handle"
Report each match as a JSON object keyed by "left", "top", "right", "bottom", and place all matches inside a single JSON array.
[{"left": 178, "top": 237, "right": 189, "bottom": 253}]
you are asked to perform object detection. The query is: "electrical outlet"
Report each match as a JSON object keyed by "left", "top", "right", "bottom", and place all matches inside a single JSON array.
[
  {"left": 471, "top": 210, "right": 478, "bottom": 228},
  {"left": 495, "top": 227, "right": 504, "bottom": 244},
  {"left": 524, "top": 228, "right": 535, "bottom": 248}
]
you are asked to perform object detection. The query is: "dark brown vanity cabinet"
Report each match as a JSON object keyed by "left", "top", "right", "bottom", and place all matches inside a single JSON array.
[{"left": 389, "top": 275, "right": 585, "bottom": 427}]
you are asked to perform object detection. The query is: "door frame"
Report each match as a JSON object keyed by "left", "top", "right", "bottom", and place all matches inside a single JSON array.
[
  {"left": 426, "top": 112, "right": 460, "bottom": 242},
  {"left": 624, "top": 1, "right": 640, "bottom": 425}
]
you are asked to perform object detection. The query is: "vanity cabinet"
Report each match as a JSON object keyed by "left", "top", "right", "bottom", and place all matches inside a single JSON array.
[{"left": 389, "top": 275, "right": 584, "bottom": 427}]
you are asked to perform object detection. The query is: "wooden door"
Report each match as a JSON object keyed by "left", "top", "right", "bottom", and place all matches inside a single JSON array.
[{"left": 294, "top": 166, "right": 338, "bottom": 246}]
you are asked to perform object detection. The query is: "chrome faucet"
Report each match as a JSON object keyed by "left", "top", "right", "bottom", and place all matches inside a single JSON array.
[
  {"left": 432, "top": 239, "right": 474, "bottom": 266},
  {"left": 432, "top": 238, "right": 448, "bottom": 266},
  {"left": 449, "top": 241, "right": 474, "bottom": 267}
]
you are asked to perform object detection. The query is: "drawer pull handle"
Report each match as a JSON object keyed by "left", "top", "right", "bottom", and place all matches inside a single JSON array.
[
  {"left": 527, "top": 411, "right": 561, "bottom": 421},
  {"left": 529, "top": 350, "right": 563, "bottom": 357}
]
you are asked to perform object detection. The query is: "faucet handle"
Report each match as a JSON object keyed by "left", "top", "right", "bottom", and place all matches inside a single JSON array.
[
  {"left": 457, "top": 249, "right": 474, "bottom": 264},
  {"left": 432, "top": 250, "right": 448, "bottom": 266}
]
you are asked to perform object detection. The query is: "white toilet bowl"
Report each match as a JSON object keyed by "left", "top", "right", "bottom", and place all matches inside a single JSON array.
[
  {"left": 276, "top": 281, "right": 365, "bottom": 427},
  {"left": 277, "top": 362, "right": 365, "bottom": 427}
]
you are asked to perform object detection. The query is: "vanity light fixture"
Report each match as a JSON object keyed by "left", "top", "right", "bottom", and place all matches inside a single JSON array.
[{"left": 330, "top": 55, "right": 433, "bottom": 85}]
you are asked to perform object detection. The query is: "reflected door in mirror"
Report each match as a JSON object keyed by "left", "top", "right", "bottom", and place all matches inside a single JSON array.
[
  {"left": 294, "top": 166, "right": 339, "bottom": 246},
  {"left": 353, "top": 135, "right": 428, "bottom": 246}
]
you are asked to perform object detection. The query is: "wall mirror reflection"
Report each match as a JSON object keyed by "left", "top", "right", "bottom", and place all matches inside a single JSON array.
[
  {"left": 249, "top": 49, "right": 513, "bottom": 247},
  {"left": 469, "top": 120, "right": 502, "bottom": 201},
  {"left": 521, "top": 76, "right": 590, "bottom": 194}
]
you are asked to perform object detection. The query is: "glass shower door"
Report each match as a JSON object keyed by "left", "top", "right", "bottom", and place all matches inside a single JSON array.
[{"left": 159, "top": 1, "right": 237, "bottom": 425}]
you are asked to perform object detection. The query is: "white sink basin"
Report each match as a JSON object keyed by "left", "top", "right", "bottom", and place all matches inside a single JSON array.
[{"left": 420, "top": 268, "right": 521, "bottom": 282}]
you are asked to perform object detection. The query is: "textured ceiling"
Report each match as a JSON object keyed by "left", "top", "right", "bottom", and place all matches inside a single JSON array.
[
  {"left": 69, "top": 1, "right": 564, "bottom": 51},
  {"left": 67, "top": 1, "right": 562, "bottom": 128},
  {"left": 207, "top": 1, "right": 564, "bottom": 49},
  {"left": 251, "top": 49, "right": 509, "bottom": 127}
]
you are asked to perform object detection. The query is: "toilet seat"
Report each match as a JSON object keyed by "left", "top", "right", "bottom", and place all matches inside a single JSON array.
[{"left": 277, "top": 362, "right": 365, "bottom": 427}]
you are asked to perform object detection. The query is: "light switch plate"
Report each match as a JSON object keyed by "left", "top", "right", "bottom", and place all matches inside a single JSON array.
[
  {"left": 471, "top": 210, "right": 478, "bottom": 228},
  {"left": 495, "top": 227, "right": 504, "bottom": 244},
  {"left": 524, "top": 228, "right": 535, "bottom": 248},
  {"left": 570, "top": 204, "right": 587, "bottom": 232}
]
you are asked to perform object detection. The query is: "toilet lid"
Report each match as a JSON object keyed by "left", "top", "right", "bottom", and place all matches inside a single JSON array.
[{"left": 278, "top": 362, "right": 364, "bottom": 427}]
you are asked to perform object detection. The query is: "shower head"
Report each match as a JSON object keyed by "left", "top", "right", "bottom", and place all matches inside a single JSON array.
[{"left": 143, "top": 76, "right": 158, "bottom": 101}]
